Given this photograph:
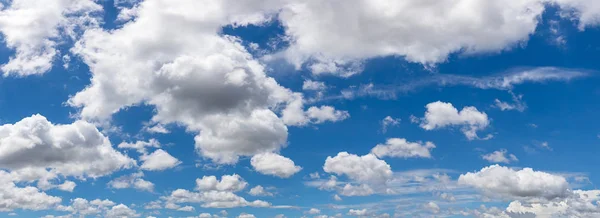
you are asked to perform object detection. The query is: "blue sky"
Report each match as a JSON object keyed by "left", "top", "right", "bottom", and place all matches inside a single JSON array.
[{"left": 0, "top": 0, "right": 600, "bottom": 218}]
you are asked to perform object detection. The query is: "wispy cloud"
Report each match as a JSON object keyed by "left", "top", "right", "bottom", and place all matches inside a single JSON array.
[{"left": 335, "top": 67, "right": 591, "bottom": 100}]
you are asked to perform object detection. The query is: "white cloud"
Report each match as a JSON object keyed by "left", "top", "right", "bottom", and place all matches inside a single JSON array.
[
  {"left": 380, "top": 116, "right": 400, "bottom": 133},
  {"left": 177, "top": 205, "right": 195, "bottom": 212},
  {"left": 57, "top": 181, "right": 76, "bottom": 192},
  {"left": 282, "top": 95, "right": 350, "bottom": 126},
  {"left": 494, "top": 92, "right": 527, "bottom": 112},
  {"left": 482, "top": 150, "right": 518, "bottom": 164},
  {"left": 324, "top": 152, "right": 392, "bottom": 185},
  {"left": 0, "top": 0, "right": 102, "bottom": 76},
  {"left": 340, "top": 184, "right": 375, "bottom": 196},
  {"left": 118, "top": 139, "right": 161, "bottom": 154},
  {"left": 248, "top": 185, "right": 273, "bottom": 196},
  {"left": 106, "top": 204, "right": 139, "bottom": 218},
  {"left": 423, "top": 202, "right": 440, "bottom": 214},
  {"left": 196, "top": 174, "right": 248, "bottom": 192},
  {"left": 238, "top": 213, "right": 256, "bottom": 218},
  {"left": 458, "top": 165, "right": 570, "bottom": 199},
  {"left": 0, "top": 171, "right": 61, "bottom": 211},
  {"left": 0, "top": 114, "right": 135, "bottom": 179},
  {"left": 307, "top": 208, "right": 321, "bottom": 214},
  {"left": 303, "top": 80, "right": 327, "bottom": 91},
  {"left": 140, "top": 149, "right": 181, "bottom": 171},
  {"left": 162, "top": 180, "right": 272, "bottom": 209},
  {"left": 251, "top": 152, "right": 302, "bottom": 178},
  {"left": 333, "top": 194, "right": 342, "bottom": 201},
  {"left": 143, "top": 124, "right": 170, "bottom": 134},
  {"left": 418, "top": 101, "right": 491, "bottom": 140},
  {"left": 107, "top": 172, "right": 154, "bottom": 192},
  {"left": 347, "top": 209, "right": 368, "bottom": 216},
  {"left": 370, "top": 138, "right": 435, "bottom": 159},
  {"left": 278, "top": 0, "right": 547, "bottom": 75},
  {"left": 57, "top": 198, "right": 117, "bottom": 217},
  {"left": 506, "top": 189, "right": 600, "bottom": 218},
  {"left": 67, "top": 0, "right": 344, "bottom": 166},
  {"left": 309, "top": 172, "right": 320, "bottom": 179}
]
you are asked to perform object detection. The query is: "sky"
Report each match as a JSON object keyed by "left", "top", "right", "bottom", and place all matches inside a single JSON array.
[{"left": 0, "top": 0, "right": 599, "bottom": 218}]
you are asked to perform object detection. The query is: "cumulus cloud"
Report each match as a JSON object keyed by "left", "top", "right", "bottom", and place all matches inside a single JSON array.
[
  {"left": 506, "top": 189, "right": 600, "bottom": 218},
  {"left": 370, "top": 138, "right": 435, "bottom": 159},
  {"left": 107, "top": 172, "right": 154, "bottom": 192},
  {"left": 324, "top": 152, "right": 392, "bottom": 185},
  {"left": 418, "top": 101, "right": 491, "bottom": 140},
  {"left": 278, "top": 0, "right": 548, "bottom": 76},
  {"left": 196, "top": 174, "right": 248, "bottom": 192},
  {"left": 106, "top": 204, "right": 139, "bottom": 218},
  {"left": 0, "top": 0, "right": 102, "bottom": 76},
  {"left": 482, "top": 150, "right": 519, "bottom": 164},
  {"left": 67, "top": 0, "right": 344, "bottom": 166},
  {"left": 248, "top": 185, "right": 273, "bottom": 196},
  {"left": 57, "top": 198, "right": 118, "bottom": 217},
  {"left": 251, "top": 152, "right": 302, "bottom": 178},
  {"left": 347, "top": 209, "right": 368, "bottom": 216},
  {"left": 119, "top": 139, "right": 181, "bottom": 171},
  {"left": 0, "top": 114, "right": 135, "bottom": 180},
  {"left": 458, "top": 165, "right": 570, "bottom": 199},
  {"left": 0, "top": 171, "right": 61, "bottom": 211},
  {"left": 423, "top": 202, "right": 441, "bottom": 214},
  {"left": 140, "top": 149, "right": 181, "bottom": 171}
]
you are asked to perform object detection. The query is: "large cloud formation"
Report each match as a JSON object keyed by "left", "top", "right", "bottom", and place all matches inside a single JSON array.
[{"left": 67, "top": 0, "right": 346, "bottom": 165}]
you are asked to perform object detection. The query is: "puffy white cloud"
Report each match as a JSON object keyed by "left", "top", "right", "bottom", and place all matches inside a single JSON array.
[
  {"left": 196, "top": 174, "right": 248, "bottom": 192},
  {"left": 106, "top": 204, "right": 139, "bottom": 218},
  {"left": 276, "top": 0, "right": 600, "bottom": 76},
  {"left": 307, "top": 208, "right": 321, "bottom": 214},
  {"left": 57, "top": 198, "right": 117, "bottom": 217},
  {"left": 282, "top": 94, "right": 349, "bottom": 126},
  {"left": 482, "top": 150, "right": 518, "bottom": 164},
  {"left": 0, "top": 171, "right": 61, "bottom": 211},
  {"left": 107, "top": 172, "right": 154, "bottom": 192},
  {"left": 458, "top": 165, "right": 570, "bottom": 199},
  {"left": 0, "top": 114, "right": 135, "bottom": 179},
  {"left": 177, "top": 205, "right": 195, "bottom": 212},
  {"left": 118, "top": 139, "right": 181, "bottom": 171},
  {"left": 418, "top": 101, "right": 491, "bottom": 140},
  {"left": 323, "top": 152, "right": 392, "bottom": 184},
  {"left": 57, "top": 181, "right": 76, "bottom": 192},
  {"left": 506, "top": 190, "right": 600, "bottom": 218},
  {"left": 347, "top": 209, "right": 368, "bottom": 216},
  {"left": 248, "top": 185, "right": 273, "bottom": 196},
  {"left": 278, "top": 0, "right": 546, "bottom": 75},
  {"left": 67, "top": 0, "right": 344, "bottom": 166},
  {"left": 380, "top": 116, "right": 400, "bottom": 133},
  {"left": 370, "top": 138, "right": 435, "bottom": 159},
  {"left": 140, "top": 149, "right": 181, "bottom": 171},
  {"left": 163, "top": 175, "right": 270, "bottom": 209},
  {"left": 423, "top": 202, "right": 440, "bottom": 214},
  {"left": 251, "top": 152, "right": 302, "bottom": 178},
  {"left": 164, "top": 189, "right": 270, "bottom": 208},
  {"left": 0, "top": 0, "right": 102, "bottom": 76}
]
